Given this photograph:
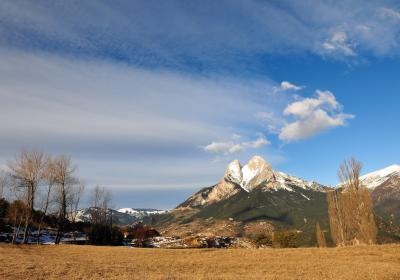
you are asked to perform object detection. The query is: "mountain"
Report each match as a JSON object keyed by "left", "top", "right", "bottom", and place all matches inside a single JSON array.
[
  {"left": 117, "top": 208, "right": 167, "bottom": 218},
  {"left": 179, "top": 156, "right": 325, "bottom": 209},
  {"left": 360, "top": 165, "right": 400, "bottom": 227},
  {"left": 150, "top": 156, "right": 330, "bottom": 246},
  {"left": 148, "top": 157, "right": 400, "bottom": 245},
  {"left": 74, "top": 207, "right": 166, "bottom": 225},
  {"left": 360, "top": 164, "right": 400, "bottom": 190}
]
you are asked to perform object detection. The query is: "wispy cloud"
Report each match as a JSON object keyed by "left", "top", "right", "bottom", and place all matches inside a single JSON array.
[
  {"left": 1, "top": 0, "right": 400, "bottom": 72},
  {"left": 203, "top": 136, "right": 270, "bottom": 155},
  {"left": 0, "top": 49, "right": 285, "bottom": 189},
  {"left": 321, "top": 31, "right": 356, "bottom": 57}
]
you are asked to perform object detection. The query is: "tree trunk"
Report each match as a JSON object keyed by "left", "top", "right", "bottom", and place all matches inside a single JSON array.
[
  {"left": 12, "top": 214, "right": 22, "bottom": 245},
  {"left": 37, "top": 184, "right": 52, "bottom": 244},
  {"left": 55, "top": 184, "right": 66, "bottom": 244},
  {"left": 23, "top": 185, "right": 34, "bottom": 244}
]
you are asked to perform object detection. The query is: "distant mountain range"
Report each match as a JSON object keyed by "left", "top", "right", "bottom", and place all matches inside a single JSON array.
[
  {"left": 146, "top": 156, "right": 400, "bottom": 245},
  {"left": 74, "top": 207, "right": 166, "bottom": 225}
]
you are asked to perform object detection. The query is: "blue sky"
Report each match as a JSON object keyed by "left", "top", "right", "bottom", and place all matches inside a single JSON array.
[{"left": 0, "top": 0, "right": 399, "bottom": 209}]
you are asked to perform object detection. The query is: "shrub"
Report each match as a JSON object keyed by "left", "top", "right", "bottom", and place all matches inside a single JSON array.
[
  {"left": 273, "top": 231, "right": 298, "bottom": 248},
  {"left": 252, "top": 233, "right": 273, "bottom": 247}
]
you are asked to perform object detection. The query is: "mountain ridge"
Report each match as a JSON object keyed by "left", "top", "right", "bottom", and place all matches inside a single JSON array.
[{"left": 148, "top": 157, "right": 400, "bottom": 245}]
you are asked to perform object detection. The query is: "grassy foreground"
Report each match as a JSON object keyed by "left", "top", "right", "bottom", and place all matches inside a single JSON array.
[{"left": 1, "top": 244, "right": 400, "bottom": 280}]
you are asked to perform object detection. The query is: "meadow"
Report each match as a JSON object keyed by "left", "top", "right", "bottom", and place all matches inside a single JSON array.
[{"left": 1, "top": 244, "right": 400, "bottom": 280}]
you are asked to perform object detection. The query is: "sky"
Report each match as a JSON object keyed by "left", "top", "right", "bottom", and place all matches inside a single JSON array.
[{"left": 0, "top": 0, "right": 399, "bottom": 209}]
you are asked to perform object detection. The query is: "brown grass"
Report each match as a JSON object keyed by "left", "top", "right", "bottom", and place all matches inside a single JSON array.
[{"left": 1, "top": 244, "right": 400, "bottom": 280}]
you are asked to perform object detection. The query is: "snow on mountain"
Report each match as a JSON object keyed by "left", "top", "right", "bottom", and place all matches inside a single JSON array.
[
  {"left": 179, "top": 155, "right": 326, "bottom": 208},
  {"left": 72, "top": 207, "right": 167, "bottom": 225},
  {"left": 224, "top": 155, "right": 277, "bottom": 192},
  {"left": 225, "top": 160, "right": 242, "bottom": 186},
  {"left": 224, "top": 155, "right": 322, "bottom": 193},
  {"left": 360, "top": 164, "right": 400, "bottom": 189},
  {"left": 117, "top": 208, "right": 167, "bottom": 218},
  {"left": 274, "top": 171, "right": 324, "bottom": 192},
  {"left": 241, "top": 156, "right": 275, "bottom": 192}
]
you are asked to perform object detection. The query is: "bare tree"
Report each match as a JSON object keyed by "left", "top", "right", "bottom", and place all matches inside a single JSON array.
[
  {"left": 88, "top": 186, "right": 112, "bottom": 223},
  {"left": 101, "top": 189, "right": 112, "bottom": 225},
  {"left": 90, "top": 186, "right": 102, "bottom": 225},
  {"left": 36, "top": 159, "right": 57, "bottom": 244},
  {"left": 52, "top": 155, "right": 78, "bottom": 244},
  {"left": 328, "top": 158, "right": 377, "bottom": 246},
  {"left": 338, "top": 157, "right": 363, "bottom": 191},
  {"left": 7, "top": 200, "right": 26, "bottom": 244},
  {"left": 68, "top": 181, "right": 85, "bottom": 241},
  {"left": 88, "top": 186, "right": 114, "bottom": 245},
  {"left": 7, "top": 150, "right": 47, "bottom": 243}
]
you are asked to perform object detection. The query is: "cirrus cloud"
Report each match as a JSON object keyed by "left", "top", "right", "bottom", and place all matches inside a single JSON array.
[{"left": 203, "top": 136, "right": 270, "bottom": 155}]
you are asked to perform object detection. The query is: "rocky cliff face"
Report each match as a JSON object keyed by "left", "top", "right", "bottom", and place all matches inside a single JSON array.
[{"left": 179, "top": 155, "right": 325, "bottom": 209}]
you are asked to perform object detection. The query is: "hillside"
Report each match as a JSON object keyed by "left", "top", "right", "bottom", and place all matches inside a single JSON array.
[
  {"left": 360, "top": 165, "right": 400, "bottom": 226},
  {"left": 148, "top": 156, "right": 331, "bottom": 246}
]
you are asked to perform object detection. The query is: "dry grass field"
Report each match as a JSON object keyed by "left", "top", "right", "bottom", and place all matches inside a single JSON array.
[{"left": 1, "top": 244, "right": 400, "bottom": 280}]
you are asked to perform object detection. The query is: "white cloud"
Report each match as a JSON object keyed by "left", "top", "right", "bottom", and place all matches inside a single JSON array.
[
  {"left": 280, "top": 81, "right": 303, "bottom": 91},
  {"left": 279, "top": 90, "right": 354, "bottom": 142},
  {"left": 204, "top": 137, "right": 270, "bottom": 155},
  {"left": 321, "top": 31, "right": 356, "bottom": 57},
  {"left": 283, "top": 90, "right": 338, "bottom": 117}
]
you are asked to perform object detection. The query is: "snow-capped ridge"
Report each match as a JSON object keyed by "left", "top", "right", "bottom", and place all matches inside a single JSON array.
[
  {"left": 360, "top": 164, "right": 400, "bottom": 189},
  {"left": 117, "top": 208, "right": 167, "bottom": 218},
  {"left": 224, "top": 155, "right": 273, "bottom": 192},
  {"left": 224, "top": 156, "right": 321, "bottom": 192}
]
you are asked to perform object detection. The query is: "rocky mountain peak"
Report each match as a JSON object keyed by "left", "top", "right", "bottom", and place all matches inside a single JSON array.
[
  {"left": 224, "top": 155, "right": 275, "bottom": 192},
  {"left": 241, "top": 155, "right": 274, "bottom": 192},
  {"left": 224, "top": 159, "right": 242, "bottom": 185}
]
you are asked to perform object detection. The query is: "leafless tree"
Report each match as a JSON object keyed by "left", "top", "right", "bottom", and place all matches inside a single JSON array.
[
  {"left": 101, "top": 189, "right": 112, "bottom": 226},
  {"left": 68, "top": 181, "right": 85, "bottom": 241},
  {"left": 328, "top": 158, "right": 377, "bottom": 246},
  {"left": 36, "top": 159, "right": 57, "bottom": 244},
  {"left": 52, "top": 155, "right": 78, "bottom": 244},
  {"left": 89, "top": 186, "right": 113, "bottom": 225},
  {"left": 338, "top": 157, "right": 363, "bottom": 191},
  {"left": 7, "top": 200, "right": 26, "bottom": 244},
  {"left": 89, "top": 185, "right": 105, "bottom": 225},
  {"left": 7, "top": 150, "right": 48, "bottom": 243}
]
